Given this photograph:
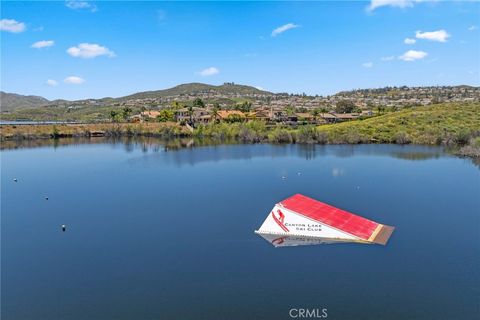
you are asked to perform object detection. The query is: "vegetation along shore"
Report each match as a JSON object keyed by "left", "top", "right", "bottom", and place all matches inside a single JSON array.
[{"left": 1, "top": 102, "right": 479, "bottom": 158}]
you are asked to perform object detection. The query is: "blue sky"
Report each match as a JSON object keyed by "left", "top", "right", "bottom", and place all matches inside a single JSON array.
[{"left": 1, "top": 1, "right": 479, "bottom": 100}]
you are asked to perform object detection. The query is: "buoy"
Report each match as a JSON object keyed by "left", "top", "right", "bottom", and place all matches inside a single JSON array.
[
  {"left": 45, "top": 197, "right": 49, "bottom": 200},
  {"left": 61, "top": 224, "right": 66, "bottom": 232},
  {"left": 297, "top": 172, "right": 302, "bottom": 176},
  {"left": 13, "top": 178, "right": 18, "bottom": 182},
  {"left": 282, "top": 176, "right": 286, "bottom": 180}
]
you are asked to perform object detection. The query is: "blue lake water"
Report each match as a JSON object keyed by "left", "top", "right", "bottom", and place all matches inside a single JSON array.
[{"left": 1, "top": 140, "right": 479, "bottom": 319}]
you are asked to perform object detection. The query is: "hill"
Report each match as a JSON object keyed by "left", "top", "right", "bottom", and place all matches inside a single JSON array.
[
  {"left": 317, "top": 102, "right": 480, "bottom": 144},
  {"left": 0, "top": 83, "right": 273, "bottom": 111},
  {"left": 118, "top": 82, "right": 272, "bottom": 101},
  {"left": 0, "top": 92, "right": 50, "bottom": 111}
]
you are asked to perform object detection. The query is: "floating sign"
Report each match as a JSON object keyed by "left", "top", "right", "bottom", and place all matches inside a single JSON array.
[{"left": 255, "top": 194, "right": 394, "bottom": 246}]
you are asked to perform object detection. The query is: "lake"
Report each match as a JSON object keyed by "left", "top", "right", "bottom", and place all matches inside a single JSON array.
[{"left": 1, "top": 139, "right": 479, "bottom": 320}]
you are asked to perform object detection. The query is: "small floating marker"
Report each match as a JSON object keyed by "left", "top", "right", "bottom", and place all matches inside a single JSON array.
[
  {"left": 61, "top": 224, "right": 66, "bottom": 232},
  {"left": 281, "top": 176, "right": 287, "bottom": 180},
  {"left": 45, "top": 196, "right": 49, "bottom": 200},
  {"left": 13, "top": 178, "right": 18, "bottom": 182},
  {"left": 297, "top": 172, "right": 302, "bottom": 176}
]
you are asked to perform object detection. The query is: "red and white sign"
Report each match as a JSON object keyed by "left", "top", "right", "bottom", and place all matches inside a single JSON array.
[{"left": 255, "top": 194, "right": 394, "bottom": 245}]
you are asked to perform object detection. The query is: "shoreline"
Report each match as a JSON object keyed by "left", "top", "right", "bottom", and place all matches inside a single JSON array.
[
  {"left": 1, "top": 122, "right": 478, "bottom": 160},
  {"left": 1, "top": 102, "right": 479, "bottom": 159}
]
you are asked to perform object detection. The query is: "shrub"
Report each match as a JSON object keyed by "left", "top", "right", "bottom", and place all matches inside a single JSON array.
[
  {"left": 238, "top": 126, "right": 258, "bottom": 142},
  {"left": 268, "top": 128, "right": 293, "bottom": 143},
  {"left": 394, "top": 131, "right": 411, "bottom": 144},
  {"left": 51, "top": 126, "right": 60, "bottom": 138},
  {"left": 296, "top": 125, "right": 318, "bottom": 144},
  {"left": 472, "top": 137, "right": 480, "bottom": 148},
  {"left": 316, "top": 131, "right": 328, "bottom": 144},
  {"left": 454, "top": 129, "right": 471, "bottom": 145}
]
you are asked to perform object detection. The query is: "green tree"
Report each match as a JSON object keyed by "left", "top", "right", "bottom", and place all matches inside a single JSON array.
[
  {"left": 192, "top": 98, "right": 205, "bottom": 108},
  {"left": 210, "top": 105, "right": 220, "bottom": 122},
  {"left": 311, "top": 109, "right": 319, "bottom": 122},
  {"left": 235, "top": 101, "right": 252, "bottom": 113},
  {"left": 157, "top": 109, "right": 175, "bottom": 122},
  {"left": 110, "top": 110, "right": 118, "bottom": 123},
  {"left": 285, "top": 105, "right": 296, "bottom": 116},
  {"left": 335, "top": 100, "right": 356, "bottom": 114},
  {"left": 122, "top": 107, "right": 133, "bottom": 121},
  {"left": 171, "top": 101, "right": 181, "bottom": 110},
  {"left": 376, "top": 105, "right": 386, "bottom": 114},
  {"left": 188, "top": 105, "right": 194, "bottom": 123}
]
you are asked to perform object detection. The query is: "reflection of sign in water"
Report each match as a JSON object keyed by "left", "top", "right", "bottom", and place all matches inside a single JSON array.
[
  {"left": 271, "top": 236, "right": 287, "bottom": 245},
  {"left": 260, "top": 233, "right": 361, "bottom": 247},
  {"left": 255, "top": 194, "right": 395, "bottom": 246}
]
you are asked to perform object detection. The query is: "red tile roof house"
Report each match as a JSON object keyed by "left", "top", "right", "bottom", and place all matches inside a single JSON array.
[{"left": 255, "top": 194, "right": 394, "bottom": 245}]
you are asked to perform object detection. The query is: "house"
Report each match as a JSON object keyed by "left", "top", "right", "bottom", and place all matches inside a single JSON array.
[
  {"left": 270, "top": 110, "right": 288, "bottom": 122},
  {"left": 335, "top": 113, "right": 360, "bottom": 121},
  {"left": 247, "top": 109, "right": 270, "bottom": 121},
  {"left": 175, "top": 107, "right": 211, "bottom": 124},
  {"left": 319, "top": 113, "right": 338, "bottom": 123},
  {"left": 295, "top": 112, "right": 316, "bottom": 124}
]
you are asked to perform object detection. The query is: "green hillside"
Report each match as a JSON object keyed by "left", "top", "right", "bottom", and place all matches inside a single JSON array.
[
  {"left": 317, "top": 102, "right": 480, "bottom": 144},
  {"left": 118, "top": 82, "right": 272, "bottom": 101},
  {"left": 0, "top": 92, "right": 50, "bottom": 111}
]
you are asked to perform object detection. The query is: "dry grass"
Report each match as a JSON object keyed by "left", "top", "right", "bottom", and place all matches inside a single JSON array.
[{"left": 0, "top": 122, "right": 190, "bottom": 140}]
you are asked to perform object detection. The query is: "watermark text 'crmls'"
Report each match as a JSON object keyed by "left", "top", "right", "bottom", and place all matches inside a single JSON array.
[{"left": 289, "top": 308, "right": 328, "bottom": 318}]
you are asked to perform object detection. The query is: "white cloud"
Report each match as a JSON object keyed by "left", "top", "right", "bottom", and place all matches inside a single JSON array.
[
  {"left": 255, "top": 86, "right": 265, "bottom": 91},
  {"left": 381, "top": 56, "right": 395, "bottom": 61},
  {"left": 65, "top": 1, "right": 97, "bottom": 12},
  {"left": 367, "top": 0, "right": 419, "bottom": 12},
  {"left": 67, "top": 43, "right": 115, "bottom": 58},
  {"left": 415, "top": 29, "right": 450, "bottom": 42},
  {"left": 362, "top": 62, "right": 374, "bottom": 68},
  {"left": 399, "top": 50, "right": 428, "bottom": 61},
  {"left": 64, "top": 76, "right": 85, "bottom": 84},
  {"left": 271, "top": 23, "right": 299, "bottom": 37},
  {"left": 404, "top": 38, "right": 416, "bottom": 44},
  {"left": 31, "top": 40, "right": 54, "bottom": 49},
  {"left": 0, "top": 19, "right": 26, "bottom": 33},
  {"left": 46, "top": 79, "right": 58, "bottom": 86},
  {"left": 468, "top": 25, "right": 478, "bottom": 31},
  {"left": 199, "top": 67, "right": 219, "bottom": 76}
]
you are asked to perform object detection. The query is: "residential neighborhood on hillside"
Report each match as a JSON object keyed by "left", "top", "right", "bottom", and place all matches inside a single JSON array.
[
  {"left": 2, "top": 84, "right": 479, "bottom": 125},
  {"left": 50, "top": 84, "right": 480, "bottom": 109}
]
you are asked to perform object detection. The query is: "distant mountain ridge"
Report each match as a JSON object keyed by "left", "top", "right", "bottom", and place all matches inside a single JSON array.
[
  {"left": 0, "top": 83, "right": 272, "bottom": 111},
  {"left": 119, "top": 83, "right": 272, "bottom": 101},
  {"left": 1, "top": 83, "right": 478, "bottom": 111},
  {"left": 0, "top": 92, "right": 50, "bottom": 111}
]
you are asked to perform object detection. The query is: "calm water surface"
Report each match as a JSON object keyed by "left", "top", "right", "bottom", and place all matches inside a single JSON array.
[{"left": 1, "top": 140, "right": 479, "bottom": 320}]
